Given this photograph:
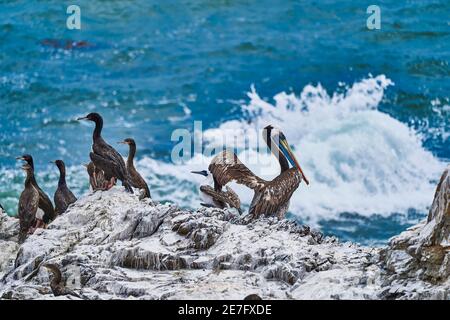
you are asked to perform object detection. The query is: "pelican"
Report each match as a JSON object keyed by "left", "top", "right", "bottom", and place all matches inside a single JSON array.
[
  {"left": 77, "top": 113, "right": 133, "bottom": 193},
  {"left": 208, "top": 125, "right": 309, "bottom": 219},
  {"left": 191, "top": 169, "right": 242, "bottom": 214}
]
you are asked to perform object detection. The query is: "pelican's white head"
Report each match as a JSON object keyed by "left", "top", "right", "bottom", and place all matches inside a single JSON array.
[{"left": 263, "top": 125, "right": 309, "bottom": 185}]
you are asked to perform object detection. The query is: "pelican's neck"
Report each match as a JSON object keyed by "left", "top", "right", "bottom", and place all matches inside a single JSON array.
[
  {"left": 266, "top": 138, "right": 289, "bottom": 173},
  {"left": 127, "top": 144, "right": 136, "bottom": 168},
  {"left": 93, "top": 117, "right": 103, "bottom": 140}
]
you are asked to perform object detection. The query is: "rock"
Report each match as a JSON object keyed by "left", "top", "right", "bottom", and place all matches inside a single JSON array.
[
  {"left": 0, "top": 165, "right": 449, "bottom": 300},
  {"left": 380, "top": 165, "right": 450, "bottom": 299}
]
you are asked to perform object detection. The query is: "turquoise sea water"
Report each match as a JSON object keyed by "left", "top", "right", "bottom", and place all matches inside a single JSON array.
[{"left": 0, "top": 1, "right": 449, "bottom": 245}]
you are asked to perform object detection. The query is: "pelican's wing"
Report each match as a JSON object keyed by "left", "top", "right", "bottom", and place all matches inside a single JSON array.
[
  {"left": 208, "top": 150, "right": 266, "bottom": 190},
  {"left": 250, "top": 168, "right": 302, "bottom": 216},
  {"left": 199, "top": 185, "right": 241, "bottom": 210},
  {"left": 224, "top": 186, "right": 241, "bottom": 210}
]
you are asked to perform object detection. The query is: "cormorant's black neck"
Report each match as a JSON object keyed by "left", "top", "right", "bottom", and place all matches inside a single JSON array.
[
  {"left": 93, "top": 117, "right": 103, "bottom": 140},
  {"left": 127, "top": 144, "right": 136, "bottom": 168},
  {"left": 25, "top": 170, "right": 34, "bottom": 187},
  {"left": 57, "top": 165, "right": 67, "bottom": 187}
]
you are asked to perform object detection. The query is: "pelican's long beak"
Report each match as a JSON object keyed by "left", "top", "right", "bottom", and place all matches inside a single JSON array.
[{"left": 278, "top": 137, "right": 310, "bottom": 185}]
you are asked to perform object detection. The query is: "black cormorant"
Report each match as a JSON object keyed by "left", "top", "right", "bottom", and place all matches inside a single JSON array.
[
  {"left": 51, "top": 160, "right": 77, "bottom": 215},
  {"left": 118, "top": 138, "right": 151, "bottom": 199},
  {"left": 77, "top": 113, "right": 133, "bottom": 193}
]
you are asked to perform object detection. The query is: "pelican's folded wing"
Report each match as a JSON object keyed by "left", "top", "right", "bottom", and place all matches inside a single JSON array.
[{"left": 208, "top": 150, "right": 266, "bottom": 190}]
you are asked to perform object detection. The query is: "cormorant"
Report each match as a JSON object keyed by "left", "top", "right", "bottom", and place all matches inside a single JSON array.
[
  {"left": 16, "top": 155, "right": 56, "bottom": 225},
  {"left": 77, "top": 113, "right": 133, "bottom": 193},
  {"left": 208, "top": 125, "right": 309, "bottom": 219},
  {"left": 118, "top": 138, "right": 151, "bottom": 199},
  {"left": 18, "top": 163, "right": 39, "bottom": 242},
  {"left": 83, "top": 162, "right": 110, "bottom": 191},
  {"left": 51, "top": 160, "right": 77, "bottom": 215},
  {"left": 43, "top": 264, "right": 80, "bottom": 298}
]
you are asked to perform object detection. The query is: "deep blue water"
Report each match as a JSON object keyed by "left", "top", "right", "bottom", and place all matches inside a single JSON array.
[{"left": 0, "top": 1, "right": 449, "bottom": 245}]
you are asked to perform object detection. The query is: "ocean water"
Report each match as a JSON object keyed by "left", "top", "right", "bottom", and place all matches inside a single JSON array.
[{"left": 0, "top": 1, "right": 449, "bottom": 245}]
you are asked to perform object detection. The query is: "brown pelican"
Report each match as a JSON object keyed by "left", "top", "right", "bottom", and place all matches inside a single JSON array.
[
  {"left": 18, "top": 163, "right": 39, "bottom": 242},
  {"left": 191, "top": 170, "right": 242, "bottom": 214},
  {"left": 118, "top": 138, "right": 151, "bottom": 199},
  {"left": 16, "top": 155, "right": 55, "bottom": 225},
  {"left": 51, "top": 160, "right": 77, "bottom": 215},
  {"left": 77, "top": 113, "right": 133, "bottom": 193},
  {"left": 208, "top": 125, "right": 309, "bottom": 219},
  {"left": 83, "top": 162, "right": 110, "bottom": 191},
  {"left": 43, "top": 264, "right": 80, "bottom": 298}
]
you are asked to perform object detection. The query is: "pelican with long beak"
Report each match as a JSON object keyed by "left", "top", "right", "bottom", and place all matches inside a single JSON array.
[
  {"left": 208, "top": 125, "right": 309, "bottom": 219},
  {"left": 191, "top": 170, "right": 242, "bottom": 214}
]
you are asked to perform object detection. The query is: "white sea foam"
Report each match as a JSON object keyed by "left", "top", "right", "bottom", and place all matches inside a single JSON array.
[{"left": 136, "top": 75, "right": 445, "bottom": 224}]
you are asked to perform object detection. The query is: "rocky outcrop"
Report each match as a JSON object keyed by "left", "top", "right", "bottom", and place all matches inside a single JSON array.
[
  {"left": 0, "top": 166, "right": 449, "bottom": 300},
  {"left": 380, "top": 166, "right": 450, "bottom": 299}
]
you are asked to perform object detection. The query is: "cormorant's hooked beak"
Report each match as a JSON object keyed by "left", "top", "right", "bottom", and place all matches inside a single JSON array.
[
  {"left": 117, "top": 141, "right": 128, "bottom": 145},
  {"left": 49, "top": 161, "right": 55, "bottom": 164},
  {"left": 16, "top": 156, "right": 25, "bottom": 161},
  {"left": 278, "top": 136, "right": 310, "bottom": 185},
  {"left": 82, "top": 163, "right": 89, "bottom": 168},
  {"left": 191, "top": 170, "right": 208, "bottom": 177},
  {"left": 76, "top": 116, "right": 88, "bottom": 121}
]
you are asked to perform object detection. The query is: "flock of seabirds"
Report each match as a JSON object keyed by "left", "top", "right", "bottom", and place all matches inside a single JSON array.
[{"left": 1, "top": 112, "right": 309, "bottom": 245}]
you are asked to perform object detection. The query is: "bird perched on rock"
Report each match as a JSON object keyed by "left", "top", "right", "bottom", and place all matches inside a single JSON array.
[
  {"left": 51, "top": 160, "right": 77, "bottom": 215},
  {"left": 191, "top": 169, "right": 242, "bottom": 214},
  {"left": 16, "top": 155, "right": 55, "bottom": 226},
  {"left": 77, "top": 113, "right": 133, "bottom": 193},
  {"left": 43, "top": 264, "right": 80, "bottom": 298},
  {"left": 18, "top": 163, "right": 39, "bottom": 242},
  {"left": 84, "top": 162, "right": 110, "bottom": 191},
  {"left": 208, "top": 125, "right": 309, "bottom": 219},
  {"left": 118, "top": 138, "right": 151, "bottom": 199}
]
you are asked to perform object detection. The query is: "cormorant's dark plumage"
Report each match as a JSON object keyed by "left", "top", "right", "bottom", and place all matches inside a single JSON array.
[
  {"left": 84, "top": 162, "right": 110, "bottom": 191},
  {"left": 16, "top": 154, "right": 56, "bottom": 224},
  {"left": 119, "top": 138, "right": 151, "bottom": 199},
  {"left": 77, "top": 113, "right": 133, "bottom": 193},
  {"left": 18, "top": 163, "right": 39, "bottom": 243},
  {"left": 43, "top": 264, "right": 80, "bottom": 298},
  {"left": 52, "top": 160, "right": 77, "bottom": 215}
]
